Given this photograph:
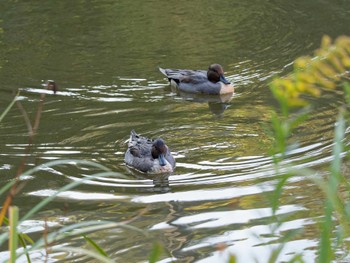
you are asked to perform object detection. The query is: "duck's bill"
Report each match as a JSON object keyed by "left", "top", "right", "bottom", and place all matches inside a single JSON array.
[
  {"left": 158, "top": 154, "right": 167, "bottom": 166},
  {"left": 220, "top": 75, "right": 231, "bottom": 84}
]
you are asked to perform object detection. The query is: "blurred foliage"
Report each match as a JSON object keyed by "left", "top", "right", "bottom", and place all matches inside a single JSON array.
[
  {"left": 271, "top": 35, "right": 350, "bottom": 108},
  {"left": 269, "top": 35, "right": 350, "bottom": 263}
]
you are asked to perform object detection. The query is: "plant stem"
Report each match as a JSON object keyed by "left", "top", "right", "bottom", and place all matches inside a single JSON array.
[{"left": 9, "top": 206, "right": 19, "bottom": 263}]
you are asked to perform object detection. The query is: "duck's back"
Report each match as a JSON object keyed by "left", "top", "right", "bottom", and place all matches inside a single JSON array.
[
  {"left": 129, "top": 135, "right": 152, "bottom": 156},
  {"left": 125, "top": 132, "right": 154, "bottom": 172},
  {"left": 159, "top": 68, "right": 207, "bottom": 83}
]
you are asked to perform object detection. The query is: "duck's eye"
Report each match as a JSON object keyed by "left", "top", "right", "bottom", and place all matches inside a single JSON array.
[{"left": 158, "top": 145, "right": 167, "bottom": 153}]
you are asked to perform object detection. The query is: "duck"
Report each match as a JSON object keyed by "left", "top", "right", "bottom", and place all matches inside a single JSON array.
[
  {"left": 159, "top": 64, "right": 234, "bottom": 95},
  {"left": 124, "top": 130, "right": 176, "bottom": 173}
]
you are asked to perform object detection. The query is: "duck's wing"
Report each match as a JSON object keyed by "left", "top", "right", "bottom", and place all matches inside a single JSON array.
[
  {"left": 159, "top": 68, "right": 207, "bottom": 84},
  {"left": 125, "top": 131, "right": 154, "bottom": 173},
  {"left": 125, "top": 152, "right": 154, "bottom": 173},
  {"left": 177, "top": 81, "right": 222, "bottom": 94},
  {"left": 128, "top": 130, "right": 152, "bottom": 157}
]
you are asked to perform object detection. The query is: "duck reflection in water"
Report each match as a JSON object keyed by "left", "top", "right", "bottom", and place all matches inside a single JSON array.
[
  {"left": 178, "top": 91, "right": 233, "bottom": 117},
  {"left": 160, "top": 64, "right": 234, "bottom": 116}
]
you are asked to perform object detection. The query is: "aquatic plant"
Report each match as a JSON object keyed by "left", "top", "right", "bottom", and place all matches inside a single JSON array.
[{"left": 269, "top": 35, "right": 350, "bottom": 262}]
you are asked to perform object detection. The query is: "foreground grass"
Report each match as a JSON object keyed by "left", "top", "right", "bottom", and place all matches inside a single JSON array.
[{"left": 267, "top": 35, "right": 350, "bottom": 262}]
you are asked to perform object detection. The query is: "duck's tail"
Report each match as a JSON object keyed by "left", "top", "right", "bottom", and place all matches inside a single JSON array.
[
  {"left": 129, "top": 129, "right": 138, "bottom": 141},
  {"left": 159, "top": 67, "right": 168, "bottom": 77}
]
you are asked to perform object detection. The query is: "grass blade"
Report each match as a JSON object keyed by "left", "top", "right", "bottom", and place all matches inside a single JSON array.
[
  {"left": 50, "top": 246, "right": 114, "bottom": 263},
  {"left": 318, "top": 200, "right": 333, "bottom": 263},
  {"left": 83, "top": 235, "right": 108, "bottom": 257},
  {"left": 0, "top": 181, "right": 16, "bottom": 196},
  {"left": 0, "top": 91, "right": 18, "bottom": 123},
  {"left": 18, "top": 233, "right": 32, "bottom": 263},
  {"left": 9, "top": 206, "right": 19, "bottom": 263}
]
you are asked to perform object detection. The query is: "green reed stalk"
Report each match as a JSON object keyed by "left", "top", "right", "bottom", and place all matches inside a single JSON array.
[{"left": 9, "top": 206, "right": 19, "bottom": 263}]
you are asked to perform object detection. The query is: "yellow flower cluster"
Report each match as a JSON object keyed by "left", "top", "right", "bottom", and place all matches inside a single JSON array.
[{"left": 271, "top": 35, "right": 350, "bottom": 107}]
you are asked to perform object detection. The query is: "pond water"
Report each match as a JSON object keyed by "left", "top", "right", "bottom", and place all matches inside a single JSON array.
[{"left": 1, "top": 0, "right": 350, "bottom": 262}]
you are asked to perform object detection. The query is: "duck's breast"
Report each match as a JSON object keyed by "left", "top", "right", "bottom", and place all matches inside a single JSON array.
[
  {"left": 218, "top": 82, "right": 235, "bottom": 94},
  {"left": 150, "top": 159, "right": 174, "bottom": 173}
]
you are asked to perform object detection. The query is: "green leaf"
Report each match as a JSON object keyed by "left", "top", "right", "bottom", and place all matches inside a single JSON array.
[
  {"left": 318, "top": 200, "right": 333, "bottom": 263},
  {"left": 149, "top": 242, "right": 163, "bottom": 263},
  {"left": 343, "top": 82, "right": 350, "bottom": 106},
  {"left": 331, "top": 112, "right": 345, "bottom": 177},
  {"left": 271, "top": 175, "right": 289, "bottom": 214},
  {"left": 83, "top": 235, "right": 108, "bottom": 257},
  {"left": 18, "top": 233, "right": 32, "bottom": 263}
]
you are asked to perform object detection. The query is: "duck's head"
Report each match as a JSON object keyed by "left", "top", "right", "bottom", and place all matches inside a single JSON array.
[
  {"left": 151, "top": 138, "right": 169, "bottom": 166},
  {"left": 207, "top": 64, "right": 231, "bottom": 84},
  {"left": 46, "top": 80, "right": 58, "bottom": 94}
]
